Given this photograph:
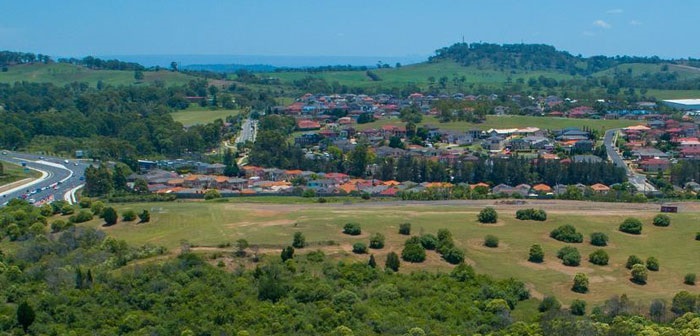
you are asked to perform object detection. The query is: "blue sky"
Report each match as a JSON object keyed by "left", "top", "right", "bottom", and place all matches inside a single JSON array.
[{"left": 0, "top": 0, "right": 697, "bottom": 60}]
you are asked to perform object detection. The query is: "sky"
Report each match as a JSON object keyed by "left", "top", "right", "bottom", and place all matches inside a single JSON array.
[{"left": 0, "top": 0, "right": 698, "bottom": 65}]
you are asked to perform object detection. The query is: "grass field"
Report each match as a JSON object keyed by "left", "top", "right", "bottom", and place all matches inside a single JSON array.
[
  {"left": 82, "top": 199, "right": 700, "bottom": 306},
  {"left": 1, "top": 63, "right": 196, "bottom": 87},
  {"left": 354, "top": 115, "right": 641, "bottom": 133},
  {"left": 0, "top": 161, "right": 41, "bottom": 187},
  {"left": 171, "top": 107, "right": 241, "bottom": 126}
]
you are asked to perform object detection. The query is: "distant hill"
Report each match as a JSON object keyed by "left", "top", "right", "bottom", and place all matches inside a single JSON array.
[{"left": 181, "top": 63, "right": 277, "bottom": 73}]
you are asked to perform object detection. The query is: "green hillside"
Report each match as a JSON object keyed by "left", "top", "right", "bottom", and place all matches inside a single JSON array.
[
  {"left": 0, "top": 62, "right": 197, "bottom": 86},
  {"left": 593, "top": 63, "right": 700, "bottom": 81}
]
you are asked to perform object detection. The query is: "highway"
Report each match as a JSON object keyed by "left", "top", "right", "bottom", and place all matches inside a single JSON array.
[
  {"left": 236, "top": 118, "right": 258, "bottom": 144},
  {"left": 604, "top": 129, "right": 658, "bottom": 194},
  {"left": 0, "top": 152, "right": 91, "bottom": 207}
]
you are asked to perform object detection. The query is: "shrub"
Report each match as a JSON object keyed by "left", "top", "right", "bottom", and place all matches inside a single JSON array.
[
  {"left": 398, "top": 223, "right": 411, "bottom": 235},
  {"left": 292, "top": 232, "right": 306, "bottom": 248},
  {"left": 50, "top": 220, "right": 67, "bottom": 233},
  {"left": 626, "top": 255, "right": 643, "bottom": 269},
  {"left": 301, "top": 189, "right": 316, "bottom": 198},
  {"left": 401, "top": 242, "right": 426, "bottom": 263},
  {"left": 619, "top": 217, "right": 642, "bottom": 235},
  {"left": 352, "top": 242, "right": 368, "bottom": 254},
  {"left": 385, "top": 252, "right": 400, "bottom": 272},
  {"left": 419, "top": 234, "right": 438, "bottom": 250},
  {"left": 204, "top": 189, "right": 221, "bottom": 200},
  {"left": 590, "top": 232, "right": 609, "bottom": 246},
  {"left": 72, "top": 210, "right": 94, "bottom": 224},
  {"left": 515, "top": 208, "right": 547, "bottom": 221},
  {"left": 528, "top": 244, "right": 544, "bottom": 263},
  {"left": 572, "top": 273, "right": 589, "bottom": 293},
  {"left": 343, "top": 223, "right": 361, "bottom": 235},
  {"left": 477, "top": 207, "right": 498, "bottom": 223},
  {"left": 61, "top": 205, "right": 75, "bottom": 216},
  {"left": 102, "top": 207, "right": 118, "bottom": 226},
  {"left": 570, "top": 299, "right": 587, "bottom": 316},
  {"left": 369, "top": 233, "right": 385, "bottom": 249},
  {"left": 557, "top": 246, "right": 581, "bottom": 266},
  {"left": 550, "top": 224, "right": 583, "bottom": 243},
  {"left": 280, "top": 246, "right": 294, "bottom": 261},
  {"left": 442, "top": 248, "right": 465, "bottom": 265},
  {"left": 78, "top": 197, "right": 92, "bottom": 209},
  {"left": 538, "top": 296, "right": 561, "bottom": 312},
  {"left": 588, "top": 249, "right": 609, "bottom": 266},
  {"left": 696, "top": 232, "right": 700, "bottom": 241},
  {"left": 630, "top": 264, "right": 648, "bottom": 284},
  {"left": 484, "top": 235, "right": 499, "bottom": 248},
  {"left": 671, "top": 291, "right": 697, "bottom": 315},
  {"left": 122, "top": 210, "right": 137, "bottom": 222},
  {"left": 646, "top": 257, "right": 659, "bottom": 271},
  {"left": 652, "top": 214, "right": 670, "bottom": 227},
  {"left": 138, "top": 210, "right": 150, "bottom": 223},
  {"left": 91, "top": 201, "right": 105, "bottom": 216},
  {"left": 684, "top": 273, "right": 696, "bottom": 285},
  {"left": 436, "top": 229, "right": 455, "bottom": 254}
]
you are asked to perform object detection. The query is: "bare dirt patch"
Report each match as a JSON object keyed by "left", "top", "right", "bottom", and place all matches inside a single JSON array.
[{"left": 519, "top": 260, "right": 593, "bottom": 275}]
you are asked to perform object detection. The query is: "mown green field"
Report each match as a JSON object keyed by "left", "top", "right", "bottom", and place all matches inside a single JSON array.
[
  {"left": 354, "top": 115, "right": 640, "bottom": 133},
  {"left": 171, "top": 107, "right": 241, "bottom": 126},
  {"left": 0, "top": 63, "right": 196, "bottom": 87},
  {"left": 0, "top": 161, "right": 41, "bottom": 187},
  {"left": 83, "top": 199, "right": 700, "bottom": 306}
]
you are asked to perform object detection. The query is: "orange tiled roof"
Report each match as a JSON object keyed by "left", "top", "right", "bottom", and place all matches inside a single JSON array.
[
  {"left": 383, "top": 180, "right": 400, "bottom": 186},
  {"left": 470, "top": 182, "right": 489, "bottom": 189},
  {"left": 532, "top": 184, "right": 552, "bottom": 192},
  {"left": 338, "top": 183, "right": 358, "bottom": 194},
  {"left": 590, "top": 183, "right": 610, "bottom": 191}
]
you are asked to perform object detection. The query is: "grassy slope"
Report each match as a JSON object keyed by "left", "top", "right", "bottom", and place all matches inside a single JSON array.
[
  {"left": 0, "top": 63, "right": 196, "bottom": 87},
  {"left": 354, "top": 115, "right": 640, "bottom": 133},
  {"left": 84, "top": 200, "right": 700, "bottom": 306},
  {"left": 0, "top": 161, "right": 41, "bottom": 186},
  {"left": 171, "top": 107, "right": 241, "bottom": 126}
]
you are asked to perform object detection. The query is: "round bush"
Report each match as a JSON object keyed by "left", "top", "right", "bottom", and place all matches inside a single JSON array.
[
  {"left": 369, "top": 233, "right": 385, "bottom": 249},
  {"left": 570, "top": 299, "right": 587, "bottom": 316},
  {"left": 684, "top": 273, "right": 696, "bottom": 285},
  {"left": 550, "top": 224, "right": 583, "bottom": 243},
  {"left": 398, "top": 223, "right": 411, "bottom": 235},
  {"left": 343, "top": 223, "right": 362, "bottom": 235},
  {"left": 631, "top": 264, "right": 648, "bottom": 284},
  {"left": 528, "top": 244, "right": 544, "bottom": 263},
  {"left": 72, "top": 210, "right": 94, "bottom": 223},
  {"left": 515, "top": 208, "right": 547, "bottom": 221},
  {"left": 588, "top": 249, "right": 609, "bottom": 266},
  {"left": 352, "top": 242, "right": 368, "bottom": 254},
  {"left": 477, "top": 207, "right": 498, "bottom": 224},
  {"left": 652, "top": 214, "right": 670, "bottom": 227},
  {"left": 401, "top": 243, "right": 426, "bottom": 263},
  {"left": 626, "top": 255, "right": 643, "bottom": 269},
  {"left": 646, "top": 257, "right": 659, "bottom": 271},
  {"left": 442, "top": 247, "right": 465, "bottom": 265},
  {"left": 619, "top": 218, "right": 643, "bottom": 235},
  {"left": 590, "top": 232, "right": 608, "bottom": 246},
  {"left": 572, "top": 273, "right": 589, "bottom": 293},
  {"left": 557, "top": 246, "right": 581, "bottom": 267},
  {"left": 538, "top": 296, "right": 561, "bottom": 312},
  {"left": 122, "top": 210, "right": 137, "bottom": 222},
  {"left": 695, "top": 232, "right": 700, "bottom": 241},
  {"left": 484, "top": 235, "right": 499, "bottom": 248},
  {"left": 419, "top": 234, "right": 438, "bottom": 250}
]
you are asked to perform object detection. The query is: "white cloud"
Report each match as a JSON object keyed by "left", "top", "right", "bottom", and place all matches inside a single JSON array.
[
  {"left": 593, "top": 20, "right": 612, "bottom": 29},
  {"left": 606, "top": 9, "right": 624, "bottom": 14},
  {"left": 629, "top": 20, "right": 642, "bottom": 26}
]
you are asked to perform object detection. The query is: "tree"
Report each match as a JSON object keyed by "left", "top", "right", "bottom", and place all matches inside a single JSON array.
[
  {"left": 590, "top": 232, "right": 609, "bottom": 246},
  {"left": 348, "top": 144, "right": 371, "bottom": 177},
  {"left": 619, "top": 217, "right": 643, "bottom": 234},
  {"left": 515, "top": 208, "right": 547, "bottom": 221},
  {"left": 588, "top": 249, "right": 609, "bottom": 266},
  {"left": 550, "top": 225, "right": 583, "bottom": 243},
  {"left": 292, "top": 232, "right": 306, "bottom": 248},
  {"left": 385, "top": 251, "right": 400, "bottom": 271},
  {"left": 649, "top": 299, "right": 666, "bottom": 322},
  {"left": 369, "top": 233, "right": 385, "bottom": 249},
  {"left": 653, "top": 214, "right": 670, "bottom": 227},
  {"left": 442, "top": 248, "right": 465, "bottom": 264},
  {"left": 170, "top": 61, "right": 178, "bottom": 71},
  {"left": 557, "top": 246, "right": 581, "bottom": 266},
  {"left": 204, "top": 189, "right": 221, "bottom": 200},
  {"left": 630, "top": 264, "right": 648, "bottom": 284},
  {"left": 368, "top": 254, "right": 377, "bottom": 268},
  {"left": 646, "top": 257, "right": 659, "bottom": 271},
  {"left": 419, "top": 234, "right": 438, "bottom": 250},
  {"left": 528, "top": 244, "right": 544, "bottom": 263},
  {"left": 398, "top": 223, "right": 411, "bottom": 235},
  {"left": 626, "top": 255, "right": 643, "bottom": 269},
  {"left": 671, "top": 291, "right": 697, "bottom": 315},
  {"left": 16, "top": 301, "right": 35, "bottom": 333},
  {"left": 402, "top": 241, "right": 426, "bottom": 263},
  {"left": 122, "top": 209, "right": 137, "bottom": 221},
  {"left": 134, "top": 70, "right": 144, "bottom": 81},
  {"left": 484, "top": 235, "right": 499, "bottom": 248},
  {"left": 570, "top": 299, "right": 587, "bottom": 316},
  {"left": 572, "top": 273, "right": 589, "bottom": 293},
  {"left": 684, "top": 273, "right": 696, "bottom": 285},
  {"left": 280, "top": 246, "right": 294, "bottom": 261},
  {"left": 75, "top": 268, "right": 84, "bottom": 289},
  {"left": 223, "top": 148, "right": 240, "bottom": 177},
  {"left": 343, "top": 223, "right": 361, "bottom": 235},
  {"left": 352, "top": 242, "right": 368, "bottom": 254},
  {"left": 477, "top": 207, "right": 498, "bottom": 223},
  {"left": 538, "top": 296, "right": 561, "bottom": 312},
  {"left": 138, "top": 210, "right": 150, "bottom": 223},
  {"left": 235, "top": 239, "right": 249, "bottom": 257},
  {"left": 103, "top": 207, "right": 118, "bottom": 226}
]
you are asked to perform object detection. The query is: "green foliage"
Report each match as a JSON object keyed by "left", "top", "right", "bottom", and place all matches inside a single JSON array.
[
  {"left": 631, "top": 264, "right": 648, "bottom": 284},
  {"left": 590, "top": 232, "right": 609, "bottom": 246},
  {"left": 626, "top": 255, "right": 643, "bottom": 269},
  {"left": 436, "top": 228, "right": 455, "bottom": 254},
  {"left": 684, "top": 273, "right": 696, "bottom": 285},
  {"left": 442, "top": 247, "right": 465, "bottom": 265},
  {"left": 401, "top": 240, "right": 426, "bottom": 263},
  {"left": 102, "top": 207, "right": 118, "bottom": 226},
  {"left": 671, "top": 291, "right": 697, "bottom": 315},
  {"left": 572, "top": 273, "right": 589, "bottom": 293},
  {"left": 588, "top": 249, "right": 609, "bottom": 266},
  {"left": 61, "top": 204, "right": 75, "bottom": 215},
  {"left": 385, "top": 251, "right": 400, "bottom": 271},
  {"left": 619, "top": 217, "right": 643, "bottom": 234},
  {"left": 280, "top": 246, "right": 294, "bottom": 261},
  {"left": 484, "top": 234, "right": 499, "bottom": 248},
  {"left": 398, "top": 222, "right": 411, "bottom": 235},
  {"left": 477, "top": 207, "right": 498, "bottom": 223},
  {"left": 352, "top": 242, "right": 368, "bottom": 254},
  {"left": 343, "top": 223, "right": 362, "bottom": 236},
  {"left": 646, "top": 257, "right": 659, "bottom": 271},
  {"left": 696, "top": 232, "right": 700, "bottom": 241},
  {"left": 528, "top": 244, "right": 544, "bottom": 263},
  {"left": 419, "top": 234, "right": 438, "bottom": 250},
  {"left": 138, "top": 209, "right": 150, "bottom": 223},
  {"left": 78, "top": 197, "right": 92, "bottom": 209},
  {"left": 122, "top": 209, "right": 137, "bottom": 222},
  {"left": 204, "top": 189, "right": 222, "bottom": 200},
  {"left": 91, "top": 200, "right": 105, "bottom": 216},
  {"left": 301, "top": 189, "right": 316, "bottom": 198},
  {"left": 71, "top": 210, "right": 94, "bottom": 223},
  {"left": 570, "top": 299, "right": 587, "bottom": 316},
  {"left": 550, "top": 224, "right": 583, "bottom": 243},
  {"left": 368, "top": 254, "right": 377, "bottom": 268},
  {"left": 653, "top": 214, "right": 671, "bottom": 227},
  {"left": 538, "top": 296, "right": 561, "bottom": 312},
  {"left": 557, "top": 246, "right": 581, "bottom": 266},
  {"left": 16, "top": 301, "right": 35, "bottom": 333},
  {"left": 292, "top": 232, "right": 306, "bottom": 248},
  {"left": 515, "top": 208, "right": 547, "bottom": 221},
  {"left": 369, "top": 233, "right": 385, "bottom": 249}
]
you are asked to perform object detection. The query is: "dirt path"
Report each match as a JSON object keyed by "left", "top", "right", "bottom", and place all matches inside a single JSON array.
[{"left": 0, "top": 178, "right": 35, "bottom": 193}]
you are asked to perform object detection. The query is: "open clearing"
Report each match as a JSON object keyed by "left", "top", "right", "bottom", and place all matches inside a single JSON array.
[
  {"left": 171, "top": 108, "right": 241, "bottom": 126},
  {"left": 84, "top": 199, "right": 700, "bottom": 306},
  {"left": 0, "top": 161, "right": 41, "bottom": 188}
]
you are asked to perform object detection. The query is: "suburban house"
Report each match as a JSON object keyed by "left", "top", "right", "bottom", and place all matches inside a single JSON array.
[{"left": 638, "top": 158, "right": 671, "bottom": 172}]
